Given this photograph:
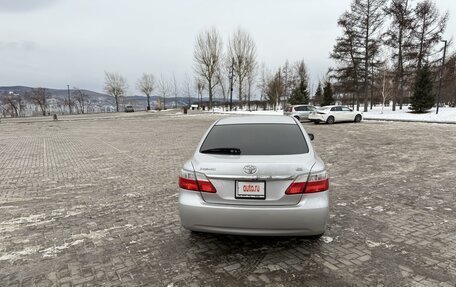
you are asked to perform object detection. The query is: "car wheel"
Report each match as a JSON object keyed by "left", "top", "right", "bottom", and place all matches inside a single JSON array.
[
  {"left": 354, "top": 114, "right": 362, "bottom": 122},
  {"left": 294, "top": 116, "right": 301, "bottom": 122},
  {"left": 326, "top": 116, "right": 335, "bottom": 124}
]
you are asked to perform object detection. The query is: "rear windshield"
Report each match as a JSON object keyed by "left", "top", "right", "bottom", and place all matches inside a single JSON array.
[{"left": 200, "top": 124, "right": 309, "bottom": 155}]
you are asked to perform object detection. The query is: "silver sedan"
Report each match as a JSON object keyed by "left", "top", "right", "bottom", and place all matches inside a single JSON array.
[{"left": 178, "top": 116, "right": 329, "bottom": 237}]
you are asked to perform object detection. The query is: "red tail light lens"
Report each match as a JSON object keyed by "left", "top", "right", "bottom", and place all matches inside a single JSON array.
[
  {"left": 285, "top": 171, "right": 329, "bottom": 195},
  {"left": 179, "top": 170, "right": 217, "bottom": 193},
  {"left": 304, "top": 178, "right": 329, "bottom": 193},
  {"left": 179, "top": 177, "right": 199, "bottom": 191},
  {"left": 285, "top": 182, "right": 306, "bottom": 195},
  {"left": 197, "top": 180, "right": 217, "bottom": 193}
]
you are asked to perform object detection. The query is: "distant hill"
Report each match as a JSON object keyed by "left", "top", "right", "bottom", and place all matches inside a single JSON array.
[
  {"left": 0, "top": 86, "right": 112, "bottom": 102},
  {"left": 0, "top": 86, "right": 224, "bottom": 110}
]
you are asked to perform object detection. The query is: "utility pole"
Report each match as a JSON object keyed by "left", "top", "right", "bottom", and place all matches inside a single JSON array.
[
  {"left": 67, "top": 85, "right": 72, "bottom": 114},
  {"left": 229, "top": 57, "right": 234, "bottom": 111},
  {"left": 436, "top": 40, "right": 447, "bottom": 115}
]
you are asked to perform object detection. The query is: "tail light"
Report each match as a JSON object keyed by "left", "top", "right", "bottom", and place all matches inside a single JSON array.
[
  {"left": 179, "top": 170, "right": 217, "bottom": 193},
  {"left": 285, "top": 170, "right": 329, "bottom": 195}
]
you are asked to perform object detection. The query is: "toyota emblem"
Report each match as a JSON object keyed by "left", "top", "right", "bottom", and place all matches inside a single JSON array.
[{"left": 243, "top": 165, "right": 257, "bottom": 175}]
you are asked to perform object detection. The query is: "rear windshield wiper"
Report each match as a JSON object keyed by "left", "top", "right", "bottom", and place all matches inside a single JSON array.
[{"left": 200, "top": 147, "right": 241, "bottom": 155}]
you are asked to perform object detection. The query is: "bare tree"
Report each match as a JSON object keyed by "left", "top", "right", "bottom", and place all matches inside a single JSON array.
[
  {"left": 172, "top": 73, "right": 179, "bottom": 108},
  {"left": 55, "top": 98, "right": 67, "bottom": 114},
  {"left": 246, "top": 67, "right": 256, "bottom": 111},
  {"left": 195, "top": 78, "right": 205, "bottom": 108},
  {"left": 330, "top": 11, "right": 364, "bottom": 110},
  {"left": 27, "top": 88, "right": 49, "bottom": 116},
  {"left": 228, "top": 28, "right": 257, "bottom": 109},
  {"left": 353, "top": 0, "right": 386, "bottom": 112},
  {"left": 216, "top": 55, "right": 230, "bottom": 109},
  {"left": 265, "top": 69, "right": 284, "bottom": 111},
  {"left": 104, "top": 72, "right": 128, "bottom": 112},
  {"left": 193, "top": 28, "right": 222, "bottom": 110},
  {"left": 157, "top": 74, "right": 170, "bottom": 110},
  {"left": 384, "top": 0, "right": 415, "bottom": 110},
  {"left": 73, "top": 88, "right": 92, "bottom": 114},
  {"left": 0, "top": 92, "right": 24, "bottom": 117},
  {"left": 331, "top": 0, "right": 385, "bottom": 112},
  {"left": 281, "top": 60, "right": 293, "bottom": 107},
  {"left": 379, "top": 67, "right": 395, "bottom": 113},
  {"left": 136, "top": 73, "right": 155, "bottom": 111},
  {"left": 257, "top": 64, "right": 267, "bottom": 104},
  {"left": 412, "top": 0, "right": 449, "bottom": 70},
  {"left": 183, "top": 73, "right": 193, "bottom": 107}
]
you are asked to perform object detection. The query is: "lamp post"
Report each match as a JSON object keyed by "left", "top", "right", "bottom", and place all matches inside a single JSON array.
[
  {"left": 436, "top": 40, "right": 447, "bottom": 115},
  {"left": 67, "top": 85, "right": 72, "bottom": 114}
]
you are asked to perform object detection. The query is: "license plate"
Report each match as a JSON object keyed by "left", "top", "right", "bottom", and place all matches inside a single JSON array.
[{"left": 235, "top": 181, "right": 266, "bottom": 199}]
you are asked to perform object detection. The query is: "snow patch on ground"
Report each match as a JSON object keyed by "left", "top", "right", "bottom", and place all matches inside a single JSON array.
[
  {"left": 41, "top": 240, "right": 84, "bottom": 258},
  {"left": 366, "top": 240, "right": 394, "bottom": 249},
  {"left": 71, "top": 224, "right": 134, "bottom": 245},
  {"left": 123, "top": 192, "right": 142, "bottom": 198},
  {"left": 321, "top": 236, "right": 334, "bottom": 243},
  {"left": 0, "top": 213, "right": 54, "bottom": 233},
  {"left": 373, "top": 206, "right": 385, "bottom": 212},
  {"left": 0, "top": 246, "right": 41, "bottom": 261},
  {"left": 363, "top": 106, "right": 456, "bottom": 123},
  {"left": 209, "top": 106, "right": 456, "bottom": 123}
]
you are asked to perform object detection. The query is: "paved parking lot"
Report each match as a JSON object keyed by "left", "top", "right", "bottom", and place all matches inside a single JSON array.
[{"left": 0, "top": 112, "right": 455, "bottom": 286}]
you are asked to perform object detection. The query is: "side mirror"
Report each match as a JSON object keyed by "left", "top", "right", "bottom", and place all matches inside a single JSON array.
[{"left": 308, "top": 133, "right": 315, "bottom": 141}]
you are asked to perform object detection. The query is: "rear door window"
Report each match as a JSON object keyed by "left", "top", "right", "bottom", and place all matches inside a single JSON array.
[{"left": 200, "top": 124, "right": 309, "bottom": 155}]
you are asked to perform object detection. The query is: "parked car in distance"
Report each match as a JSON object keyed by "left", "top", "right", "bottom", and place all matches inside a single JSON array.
[
  {"left": 308, "top": 105, "right": 362, "bottom": 124},
  {"left": 178, "top": 116, "right": 329, "bottom": 237},
  {"left": 124, "top": 105, "right": 135, "bottom": 112},
  {"left": 283, "top": 105, "right": 316, "bottom": 121}
]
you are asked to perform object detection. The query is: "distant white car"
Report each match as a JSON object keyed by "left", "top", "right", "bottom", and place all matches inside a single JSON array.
[
  {"left": 308, "top": 105, "right": 362, "bottom": 124},
  {"left": 283, "top": 105, "right": 316, "bottom": 122}
]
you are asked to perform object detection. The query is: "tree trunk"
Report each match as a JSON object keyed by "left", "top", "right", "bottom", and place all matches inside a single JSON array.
[
  {"left": 208, "top": 80, "right": 213, "bottom": 110},
  {"left": 147, "top": 94, "right": 151, "bottom": 111},
  {"left": 398, "top": 27, "right": 404, "bottom": 110},
  {"left": 238, "top": 80, "right": 243, "bottom": 109}
]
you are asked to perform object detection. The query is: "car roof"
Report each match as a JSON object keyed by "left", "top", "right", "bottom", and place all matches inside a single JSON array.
[{"left": 216, "top": 116, "right": 297, "bottom": 125}]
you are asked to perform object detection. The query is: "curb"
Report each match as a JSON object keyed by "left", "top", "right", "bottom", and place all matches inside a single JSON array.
[{"left": 364, "top": 118, "right": 456, "bottom": 125}]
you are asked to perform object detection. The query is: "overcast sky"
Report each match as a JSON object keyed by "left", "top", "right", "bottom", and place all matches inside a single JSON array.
[{"left": 0, "top": 0, "right": 454, "bottom": 95}]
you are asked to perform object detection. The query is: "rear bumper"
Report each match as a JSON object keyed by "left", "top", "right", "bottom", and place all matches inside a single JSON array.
[
  {"left": 178, "top": 190, "right": 329, "bottom": 236},
  {"left": 308, "top": 114, "right": 326, "bottom": 122}
]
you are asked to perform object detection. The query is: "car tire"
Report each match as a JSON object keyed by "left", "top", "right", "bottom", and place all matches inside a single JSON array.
[
  {"left": 294, "top": 116, "right": 301, "bottom": 122},
  {"left": 354, "top": 114, "right": 362, "bottom": 122},
  {"left": 326, "top": 116, "right": 335, "bottom": 124}
]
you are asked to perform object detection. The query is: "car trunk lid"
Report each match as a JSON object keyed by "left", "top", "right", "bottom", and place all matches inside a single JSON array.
[{"left": 192, "top": 153, "right": 315, "bottom": 206}]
